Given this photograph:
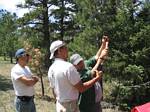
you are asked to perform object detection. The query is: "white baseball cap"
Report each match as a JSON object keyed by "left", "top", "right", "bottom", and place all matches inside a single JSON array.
[
  {"left": 50, "top": 40, "right": 66, "bottom": 59},
  {"left": 70, "top": 53, "right": 83, "bottom": 65}
]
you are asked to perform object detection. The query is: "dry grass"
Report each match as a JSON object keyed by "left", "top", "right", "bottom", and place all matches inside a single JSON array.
[
  {"left": 0, "top": 60, "right": 125, "bottom": 112},
  {"left": 0, "top": 62, "right": 55, "bottom": 112},
  {"left": 0, "top": 63, "right": 16, "bottom": 112}
]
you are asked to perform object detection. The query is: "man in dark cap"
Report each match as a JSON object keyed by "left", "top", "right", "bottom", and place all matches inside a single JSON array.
[{"left": 11, "top": 48, "right": 39, "bottom": 112}]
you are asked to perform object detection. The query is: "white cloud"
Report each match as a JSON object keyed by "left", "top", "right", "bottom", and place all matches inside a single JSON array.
[{"left": 0, "top": 0, "right": 29, "bottom": 17}]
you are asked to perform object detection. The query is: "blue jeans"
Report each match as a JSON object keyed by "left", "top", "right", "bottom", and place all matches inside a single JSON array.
[{"left": 15, "top": 97, "right": 36, "bottom": 112}]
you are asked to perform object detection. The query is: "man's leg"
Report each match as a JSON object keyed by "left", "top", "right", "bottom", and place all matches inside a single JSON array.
[{"left": 15, "top": 97, "right": 36, "bottom": 112}]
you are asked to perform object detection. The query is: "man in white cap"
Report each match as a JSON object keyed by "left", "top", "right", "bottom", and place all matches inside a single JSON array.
[
  {"left": 11, "top": 48, "right": 39, "bottom": 112},
  {"left": 48, "top": 40, "right": 102, "bottom": 112},
  {"left": 70, "top": 36, "right": 109, "bottom": 112}
]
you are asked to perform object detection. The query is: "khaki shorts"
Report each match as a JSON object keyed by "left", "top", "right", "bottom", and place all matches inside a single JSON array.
[{"left": 56, "top": 100, "right": 80, "bottom": 112}]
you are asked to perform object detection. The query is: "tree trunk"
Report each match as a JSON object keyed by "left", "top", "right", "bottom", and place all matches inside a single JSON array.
[
  {"left": 39, "top": 68, "right": 45, "bottom": 96},
  {"left": 60, "top": 0, "right": 64, "bottom": 40},
  {"left": 42, "top": 0, "right": 50, "bottom": 48},
  {"left": 42, "top": 0, "right": 51, "bottom": 68},
  {"left": 9, "top": 52, "right": 13, "bottom": 63},
  {"left": 4, "top": 53, "right": 6, "bottom": 61}
]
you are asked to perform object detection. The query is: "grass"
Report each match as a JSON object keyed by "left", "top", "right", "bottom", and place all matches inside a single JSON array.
[{"left": 0, "top": 59, "right": 125, "bottom": 112}]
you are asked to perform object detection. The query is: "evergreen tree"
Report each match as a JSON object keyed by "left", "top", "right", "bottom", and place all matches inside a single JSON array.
[
  {"left": 50, "top": 0, "right": 78, "bottom": 41},
  {"left": 0, "top": 10, "right": 19, "bottom": 63},
  {"left": 70, "top": 0, "right": 150, "bottom": 110}
]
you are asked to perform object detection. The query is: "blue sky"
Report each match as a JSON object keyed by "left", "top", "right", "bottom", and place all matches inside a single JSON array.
[{"left": 0, "top": 0, "right": 28, "bottom": 17}]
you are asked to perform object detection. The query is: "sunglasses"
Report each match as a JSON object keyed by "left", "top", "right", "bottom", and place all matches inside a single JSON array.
[{"left": 21, "top": 53, "right": 29, "bottom": 57}]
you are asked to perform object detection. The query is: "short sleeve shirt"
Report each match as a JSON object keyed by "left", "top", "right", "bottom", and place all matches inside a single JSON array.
[
  {"left": 11, "top": 64, "right": 34, "bottom": 96},
  {"left": 48, "top": 58, "right": 81, "bottom": 102},
  {"left": 79, "top": 56, "right": 102, "bottom": 106}
]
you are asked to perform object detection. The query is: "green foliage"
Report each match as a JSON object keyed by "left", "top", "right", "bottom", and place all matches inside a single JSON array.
[
  {"left": 17, "top": 1, "right": 50, "bottom": 49},
  {"left": 108, "top": 1, "right": 150, "bottom": 110},
  {"left": 130, "top": 25, "right": 150, "bottom": 51},
  {"left": 0, "top": 10, "right": 20, "bottom": 58},
  {"left": 68, "top": 36, "right": 97, "bottom": 59},
  {"left": 72, "top": 0, "right": 150, "bottom": 110},
  {"left": 123, "top": 65, "right": 144, "bottom": 84},
  {"left": 0, "top": 0, "right": 150, "bottom": 110},
  {"left": 50, "top": 0, "right": 78, "bottom": 40},
  {"left": 17, "top": 0, "right": 80, "bottom": 67}
]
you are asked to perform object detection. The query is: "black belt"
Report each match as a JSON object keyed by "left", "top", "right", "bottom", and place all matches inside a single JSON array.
[{"left": 17, "top": 96, "right": 34, "bottom": 102}]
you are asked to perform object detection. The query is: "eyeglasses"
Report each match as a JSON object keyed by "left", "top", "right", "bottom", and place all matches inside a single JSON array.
[{"left": 26, "top": 54, "right": 29, "bottom": 57}]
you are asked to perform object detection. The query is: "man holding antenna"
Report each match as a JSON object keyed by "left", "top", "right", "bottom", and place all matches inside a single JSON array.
[{"left": 70, "top": 36, "right": 109, "bottom": 112}]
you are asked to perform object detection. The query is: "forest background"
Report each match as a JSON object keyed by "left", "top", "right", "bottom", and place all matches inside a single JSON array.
[{"left": 0, "top": 0, "right": 150, "bottom": 111}]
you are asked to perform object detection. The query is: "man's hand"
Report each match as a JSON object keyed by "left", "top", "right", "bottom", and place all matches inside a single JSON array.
[
  {"left": 32, "top": 76, "right": 39, "bottom": 83},
  {"left": 94, "top": 70, "right": 102, "bottom": 81},
  {"left": 99, "top": 48, "right": 108, "bottom": 60},
  {"left": 91, "top": 70, "right": 102, "bottom": 80},
  {"left": 101, "top": 36, "right": 109, "bottom": 50},
  {"left": 102, "top": 36, "right": 109, "bottom": 43}
]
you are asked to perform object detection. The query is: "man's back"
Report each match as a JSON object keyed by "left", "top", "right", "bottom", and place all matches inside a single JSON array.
[{"left": 48, "top": 58, "right": 81, "bottom": 102}]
